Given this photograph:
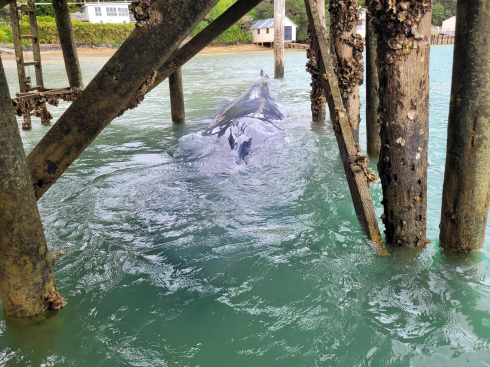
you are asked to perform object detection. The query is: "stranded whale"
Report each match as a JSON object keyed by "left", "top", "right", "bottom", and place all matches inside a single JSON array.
[{"left": 203, "top": 71, "right": 284, "bottom": 163}]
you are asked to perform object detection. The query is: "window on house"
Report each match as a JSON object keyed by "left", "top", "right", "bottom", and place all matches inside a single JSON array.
[
  {"left": 257, "top": 28, "right": 260, "bottom": 35},
  {"left": 95, "top": 7, "right": 101, "bottom": 16},
  {"left": 106, "top": 7, "right": 117, "bottom": 16},
  {"left": 266, "top": 28, "right": 269, "bottom": 34},
  {"left": 118, "top": 7, "right": 129, "bottom": 16}
]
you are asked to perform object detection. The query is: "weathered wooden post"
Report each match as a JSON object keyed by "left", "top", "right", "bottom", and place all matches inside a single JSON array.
[
  {"left": 52, "top": 0, "right": 83, "bottom": 88},
  {"left": 440, "top": 0, "right": 490, "bottom": 252},
  {"left": 370, "top": 1, "right": 432, "bottom": 247},
  {"left": 0, "top": 57, "right": 66, "bottom": 317},
  {"left": 328, "top": 0, "right": 364, "bottom": 144},
  {"left": 365, "top": 0, "right": 380, "bottom": 157},
  {"left": 306, "top": 0, "right": 326, "bottom": 122},
  {"left": 169, "top": 67, "right": 185, "bottom": 123},
  {"left": 274, "top": 0, "right": 285, "bottom": 79},
  {"left": 9, "top": 1, "right": 31, "bottom": 130},
  {"left": 27, "top": 0, "right": 43, "bottom": 90}
]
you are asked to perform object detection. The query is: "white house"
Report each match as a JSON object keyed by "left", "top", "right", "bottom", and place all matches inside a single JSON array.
[
  {"left": 441, "top": 16, "right": 456, "bottom": 35},
  {"left": 71, "top": 2, "right": 131, "bottom": 24},
  {"left": 250, "top": 17, "right": 297, "bottom": 44}
]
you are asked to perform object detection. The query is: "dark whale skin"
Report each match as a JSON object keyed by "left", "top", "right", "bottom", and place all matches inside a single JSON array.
[{"left": 203, "top": 73, "right": 284, "bottom": 163}]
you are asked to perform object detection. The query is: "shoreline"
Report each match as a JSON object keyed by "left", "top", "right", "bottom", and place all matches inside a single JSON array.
[{"left": 0, "top": 43, "right": 303, "bottom": 68}]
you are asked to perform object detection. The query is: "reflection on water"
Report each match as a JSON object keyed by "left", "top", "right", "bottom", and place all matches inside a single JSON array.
[{"left": 0, "top": 46, "right": 489, "bottom": 366}]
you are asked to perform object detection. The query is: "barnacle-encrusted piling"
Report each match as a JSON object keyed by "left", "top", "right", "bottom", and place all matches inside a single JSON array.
[
  {"left": 305, "top": 0, "right": 388, "bottom": 257},
  {"left": 169, "top": 67, "right": 185, "bottom": 123},
  {"left": 306, "top": 0, "right": 326, "bottom": 122},
  {"left": 329, "top": 0, "right": 364, "bottom": 144},
  {"left": 440, "top": 0, "right": 490, "bottom": 252},
  {"left": 0, "top": 57, "right": 66, "bottom": 317},
  {"left": 274, "top": 0, "right": 285, "bottom": 79},
  {"left": 52, "top": 0, "right": 83, "bottom": 89},
  {"left": 370, "top": 0, "right": 432, "bottom": 247},
  {"left": 26, "top": 0, "right": 219, "bottom": 200},
  {"left": 365, "top": 0, "right": 380, "bottom": 157}
]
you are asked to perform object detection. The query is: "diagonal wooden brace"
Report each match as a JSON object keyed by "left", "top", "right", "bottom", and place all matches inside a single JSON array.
[
  {"left": 26, "top": 0, "right": 219, "bottom": 199},
  {"left": 305, "top": 0, "right": 388, "bottom": 257}
]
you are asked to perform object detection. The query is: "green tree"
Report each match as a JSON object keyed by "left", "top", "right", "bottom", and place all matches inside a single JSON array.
[
  {"left": 190, "top": 0, "right": 252, "bottom": 44},
  {"left": 432, "top": 3, "right": 445, "bottom": 26},
  {"left": 434, "top": 0, "right": 456, "bottom": 18},
  {"left": 35, "top": 0, "right": 54, "bottom": 17}
]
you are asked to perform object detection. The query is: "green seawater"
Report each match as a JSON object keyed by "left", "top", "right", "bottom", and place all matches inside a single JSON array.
[{"left": 1, "top": 45, "right": 489, "bottom": 366}]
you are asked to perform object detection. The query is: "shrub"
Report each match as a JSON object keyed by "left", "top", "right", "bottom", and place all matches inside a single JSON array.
[
  {"left": 22, "top": 15, "right": 56, "bottom": 23},
  {"left": 0, "top": 24, "right": 13, "bottom": 43},
  {"left": 18, "top": 20, "right": 134, "bottom": 45},
  {"left": 0, "top": 30, "right": 8, "bottom": 44}
]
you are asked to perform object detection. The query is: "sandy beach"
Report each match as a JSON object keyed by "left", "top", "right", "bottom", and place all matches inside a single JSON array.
[{"left": 0, "top": 43, "right": 280, "bottom": 67}]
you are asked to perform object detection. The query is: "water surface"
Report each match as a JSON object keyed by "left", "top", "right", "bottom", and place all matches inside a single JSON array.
[{"left": 0, "top": 45, "right": 489, "bottom": 366}]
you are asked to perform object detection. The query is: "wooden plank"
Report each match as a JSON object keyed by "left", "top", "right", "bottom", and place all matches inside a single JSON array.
[
  {"left": 305, "top": 0, "right": 388, "bottom": 257},
  {"left": 24, "top": 61, "right": 40, "bottom": 66},
  {"left": 27, "top": 0, "right": 220, "bottom": 199},
  {"left": 15, "top": 87, "right": 73, "bottom": 99}
]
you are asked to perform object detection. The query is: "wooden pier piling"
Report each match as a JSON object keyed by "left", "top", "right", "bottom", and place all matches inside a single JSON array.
[
  {"left": 365, "top": 0, "right": 380, "bottom": 157},
  {"left": 274, "top": 0, "right": 285, "bottom": 79},
  {"left": 328, "top": 0, "right": 364, "bottom": 145},
  {"left": 0, "top": 57, "right": 65, "bottom": 317},
  {"left": 305, "top": 0, "right": 388, "bottom": 257},
  {"left": 440, "top": 0, "right": 490, "bottom": 252},
  {"left": 371, "top": 1, "right": 432, "bottom": 247},
  {"left": 52, "top": 0, "right": 83, "bottom": 89},
  {"left": 306, "top": 0, "right": 326, "bottom": 123},
  {"left": 169, "top": 68, "right": 185, "bottom": 123},
  {"left": 9, "top": 1, "right": 31, "bottom": 129}
]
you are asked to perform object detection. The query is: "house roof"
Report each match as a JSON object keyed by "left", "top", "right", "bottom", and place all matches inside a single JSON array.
[{"left": 250, "top": 17, "right": 298, "bottom": 29}]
